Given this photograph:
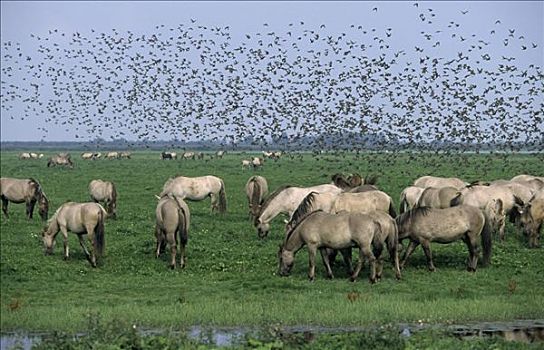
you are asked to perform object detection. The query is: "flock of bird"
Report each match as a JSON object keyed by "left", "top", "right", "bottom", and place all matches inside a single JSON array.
[{"left": 1, "top": 3, "right": 542, "bottom": 172}]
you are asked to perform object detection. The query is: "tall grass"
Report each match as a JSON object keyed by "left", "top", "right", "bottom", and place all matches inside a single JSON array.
[{"left": 1, "top": 151, "right": 543, "bottom": 333}]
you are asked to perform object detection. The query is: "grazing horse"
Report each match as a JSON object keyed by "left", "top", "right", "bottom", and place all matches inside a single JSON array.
[
  {"left": 278, "top": 211, "right": 399, "bottom": 283},
  {"left": 119, "top": 152, "right": 131, "bottom": 159},
  {"left": 106, "top": 152, "right": 119, "bottom": 159},
  {"left": 18, "top": 152, "right": 32, "bottom": 160},
  {"left": 42, "top": 202, "right": 106, "bottom": 267},
  {"left": 242, "top": 160, "right": 251, "bottom": 169},
  {"left": 1, "top": 177, "right": 49, "bottom": 220},
  {"left": 451, "top": 185, "right": 515, "bottom": 240},
  {"left": 183, "top": 152, "right": 195, "bottom": 160},
  {"left": 252, "top": 157, "right": 264, "bottom": 169},
  {"left": 216, "top": 150, "right": 225, "bottom": 159},
  {"left": 515, "top": 192, "right": 544, "bottom": 248},
  {"left": 396, "top": 205, "right": 494, "bottom": 271},
  {"left": 155, "top": 195, "right": 191, "bottom": 269},
  {"left": 161, "top": 151, "right": 176, "bottom": 160},
  {"left": 89, "top": 180, "right": 118, "bottom": 218},
  {"left": 416, "top": 186, "right": 458, "bottom": 209},
  {"left": 245, "top": 176, "right": 269, "bottom": 221},
  {"left": 47, "top": 154, "right": 73, "bottom": 168},
  {"left": 413, "top": 175, "right": 467, "bottom": 189},
  {"left": 254, "top": 184, "right": 342, "bottom": 238},
  {"left": 81, "top": 152, "right": 94, "bottom": 160},
  {"left": 160, "top": 175, "right": 227, "bottom": 214}
]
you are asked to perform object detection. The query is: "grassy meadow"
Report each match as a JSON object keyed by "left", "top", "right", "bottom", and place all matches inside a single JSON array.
[{"left": 1, "top": 151, "right": 543, "bottom": 334}]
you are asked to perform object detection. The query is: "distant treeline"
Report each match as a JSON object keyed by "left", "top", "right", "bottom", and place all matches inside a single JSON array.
[{"left": 1, "top": 133, "right": 542, "bottom": 152}]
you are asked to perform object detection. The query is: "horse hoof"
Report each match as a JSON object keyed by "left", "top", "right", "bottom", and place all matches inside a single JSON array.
[
  {"left": 429, "top": 267, "right": 436, "bottom": 272},
  {"left": 369, "top": 278, "right": 376, "bottom": 284},
  {"left": 349, "top": 277, "right": 357, "bottom": 282},
  {"left": 169, "top": 265, "right": 175, "bottom": 270}
]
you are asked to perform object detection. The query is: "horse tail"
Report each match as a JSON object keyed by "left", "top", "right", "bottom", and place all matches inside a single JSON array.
[
  {"left": 250, "top": 178, "right": 261, "bottom": 219},
  {"left": 450, "top": 192, "right": 463, "bottom": 207},
  {"left": 481, "top": 212, "right": 493, "bottom": 267},
  {"left": 386, "top": 219, "right": 401, "bottom": 279},
  {"left": 388, "top": 199, "right": 397, "bottom": 218},
  {"left": 109, "top": 182, "right": 117, "bottom": 217},
  {"left": 399, "top": 191, "right": 408, "bottom": 214},
  {"left": 218, "top": 179, "right": 227, "bottom": 214},
  {"left": 177, "top": 205, "right": 188, "bottom": 247},
  {"left": 94, "top": 208, "right": 106, "bottom": 258}
]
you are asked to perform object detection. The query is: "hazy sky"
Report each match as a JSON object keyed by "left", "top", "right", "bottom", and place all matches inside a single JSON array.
[{"left": 1, "top": 1, "right": 542, "bottom": 142}]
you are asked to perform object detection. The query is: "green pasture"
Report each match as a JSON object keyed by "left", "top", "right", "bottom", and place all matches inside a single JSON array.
[{"left": 1, "top": 151, "right": 543, "bottom": 334}]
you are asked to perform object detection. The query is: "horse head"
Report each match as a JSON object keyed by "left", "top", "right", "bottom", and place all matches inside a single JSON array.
[{"left": 277, "top": 244, "right": 294, "bottom": 276}]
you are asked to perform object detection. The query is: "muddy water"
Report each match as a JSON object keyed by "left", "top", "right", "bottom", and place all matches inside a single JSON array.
[{"left": 2, "top": 319, "right": 543, "bottom": 349}]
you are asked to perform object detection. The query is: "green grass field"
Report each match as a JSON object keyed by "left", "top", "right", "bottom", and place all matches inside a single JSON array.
[{"left": 1, "top": 151, "right": 543, "bottom": 334}]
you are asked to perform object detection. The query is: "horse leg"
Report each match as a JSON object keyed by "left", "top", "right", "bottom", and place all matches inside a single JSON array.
[
  {"left": 26, "top": 199, "right": 36, "bottom": 219},
  {"left": 319, "top": 248, "right": 334, "bottom": 279},
  {"left": 154, "top": 225, "right": 163, "bottom": 258},
  {"left": 499, "top": 220, "right": 506, "bottom": 241},
  {"left": 78, "top": 235, "right": 92, "bottom": 262},
  {"left": 85, "top": 225, "right": 97, "bottom": 267},
  {"left": 210, "top": 194, "right": 218, "bottom": 213},
  {"left": 420, "top": 240, "right": 435, "bottom": 272},
  {"left": 166, "top": 231, "right": 176, "bottom": 269},
  {"left": 307, "top": 245, "right": 317, "bottom": 282},
  {"left": 60, "top": 226, "right": 70, "bottom": 260},
  {"left": 1, "top": 197, "right": 8, "bottom": 218},
  {"left": 400, "top": 240, "right": 419, "bottom": 269},
  {"left": 339, "top": 248, "right": 353, "bottom": 276},
  {"left": 373, "top": 243, "right": 384, "bottom": 281}
]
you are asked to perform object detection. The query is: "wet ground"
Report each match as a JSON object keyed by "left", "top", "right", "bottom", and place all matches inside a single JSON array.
[{"left": 2, "top": 319, "right": 543, "bottom": 349}]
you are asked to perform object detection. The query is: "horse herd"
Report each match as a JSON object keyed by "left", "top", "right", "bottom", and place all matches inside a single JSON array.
[{"left": 0, "top": 171, "right": 542, "bottom": 283}]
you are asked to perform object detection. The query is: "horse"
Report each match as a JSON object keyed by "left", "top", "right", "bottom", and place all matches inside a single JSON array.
[
  {"left": 18, "top": 152, "right": 31, "bottom": 160},
  {"left": 511, "top": 174, "right": 544, "bottom": 183},
  {"left": 216, "top": 150, "right": 225, "bottom": 159},
  {"left": 416, "top": 186, "right": 458, "bottom": 209},
  {"left": 254, "top": 184, "right": 342, "bottom": 238},
  {"left": 161, "top": 152, "right": 176, "bottom": 160},
  {"left": 42, "top": 202, "right": 106, "bottom": 267},
  {"left": 451, "top": 185, "right": 515, "bottom": 240},
  {"left": 278, "top": 210, "right": 398, "bottom": 283},
  {"left": 399, "top": 186, "right": 424, "bottom": 214},
  {"left": 242, "top": 160, "right": 251, "bottom": 169},
  {"left": 106, "top": 152, "right": 119, "bottom": 159},
  {"left": 331, "top": 173, "right": 376, "bottom": 190},
  {"left": 81, "top": 152, "right": 94, "bottom": 160},
  {"left": 252, "top": 157, "right": 264, "bottom": 169},
  {"left": 245, "top": 176, "right": 269, "bottom": 221},
  {"left": 89, "top": 179, "right": 117, "bottom": 218},
  {"left": 395, "top": 204, "right": 495, "bottom": 271},
  {"left": 183, "top": 152, "right": 195, "bottom": 160},
  {"left": 1, "top": 177, "right": 49, "bottom": 220},
  {"left": 160, "top": 175, "right": 227, "bottom": 214},
  {"left": 47, "top": 154, "right": 73, "bottom": 168},
  {"left": 119, "top": 152, "right": 131, "bottom": 159},
  {"left": 514, "top": 192, "right": 544, "bottom": 248},
  {"left": 196, "top": 152, "right": 204, "bottom": 160},
  {"left": 413, "top": 175, "right": 467, "bottom": 189},
  {"left": 155, "top": 194, "right": 191, "bottom": 269}
]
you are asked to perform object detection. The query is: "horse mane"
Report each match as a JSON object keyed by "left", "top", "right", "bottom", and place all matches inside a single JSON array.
[
  {"left": 287, "top": 192, "right": 318, "bottom": 233},
  {"left": 332, "top": 173, "right": 351, "bottom": 189},
  {"left": 285, "top": 209, "right": 323, "bottom": 245},
  {"left": 256, "top": 185, "right": 293, "bottom": 221},
  {"left": 395, "top": 206, "right": 433, "bottom": 228}
]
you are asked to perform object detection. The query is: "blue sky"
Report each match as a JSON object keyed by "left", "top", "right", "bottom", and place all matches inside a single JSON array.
[{"left": 1, "top": 1, "right": 542, "bottom": 142}]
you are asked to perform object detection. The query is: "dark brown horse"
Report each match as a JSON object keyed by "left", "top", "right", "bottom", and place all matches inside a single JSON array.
[{"left": 1, "top": 177, "right": 49, "bottom": 220}]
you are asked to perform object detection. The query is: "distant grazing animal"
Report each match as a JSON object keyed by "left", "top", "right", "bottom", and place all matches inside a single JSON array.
[
  {"left": 47, "top": 154, "right": 73, "bottom": 168},
  {"left": 252, "top": 157, "right": 264, "bottom": 169},
  {"left": 196, "top": 152, "right": 204, "bottom": 160},
  {"left": 399, "top": 186, "right": 424, "bottom": 214},
  {"left": 89, "top": 179, "right": 117, "bottom": 218},
  {"left": 254, "top": 184, "right": 342, "bottom": 238},
  {"left": 278, "top": 211, "right": 399, "bottom": 283},
  {"left": 18, "top": 152, "right": 31, "bottom": 160},
  {"left": 42, "top": 202, "right": 106, "bottom": 267},
  {"left": 242, "top": 159, "right": 251, "bottom": 169},
  {"left": 396, "top": 205, "right": 494, "bottom": 271},
  {"left": 161, "top": 151, "right": 176, "bottom": 160},
  {"left": 93, "top": 152, "right": 101, "bottom": 159},
  {"left": 119, "top": 151, "right": 131, "bottom": 159},
  {"left": 413, "top": 175, "right": 467, "bottom": 189},
  {"left": 160, "top": 175, "right": 227, "bottom": 214},
  {"left": 515, "top": 192, "right": 544, "bottom": 248},
  {"left": 416, "top": 186, "right": 458, "bottom": 209},
  {"left": 1, "top": 177, "right": 49, "bottom": 220},
  {"left": 29, "top": 152, "right": 39, "bottom": 159},
  {"left": 216, "top": 150, "right": 225, "bottom": 159},
  {"left": 183, "top": 152, "right": 195, "bottom": 160},
  {"left": 105, "top": 152, "right": 119, "bottom": 159},
  {"left": 245, "top": 176, "right": 269, "bottom": 221},
  {"left": 81, "top": 152, "right": 99, "bottom": 160},
  {"left": 155, "top": 194, "right": 191, "bottom": 269}
]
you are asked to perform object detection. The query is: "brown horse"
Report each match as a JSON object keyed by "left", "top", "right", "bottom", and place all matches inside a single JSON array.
[
  {"left": 413, "top": 175, "right": 466, "bottom": 189},
  {"left": 417, "top": 186, "right": 458, "bottom": 209},
  {"left": 1, "top": 177, "right": 49, "bottom": 220},
  {"left": 89, "top": 180, "right": 118, "bottom": 218},
  {"left": 155, "top": 195, "right": 191, "bottom": 269},
  {"left": 278, "top": 210, "right": 398, "bottom": 283},
  {"left": 245, "top": 176, "right": 269, "bottom": 221},
  {"left": 399, "top": 186, "right": 424, "bottom": 214},
  {"left": 515, "top": 192, "right": 544, "bottom": 248},
  {"left": 47, "top": 154, "right": 73, "bottom": 168},
  {"left": 42, "top": 202, "right": 106, "bottom": 267},
  {"left": 161, "top": 175, "right": 227, "bottom": 214},
  {"left": 396, "top": 205, "right": 493, "bottom": 271}
]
